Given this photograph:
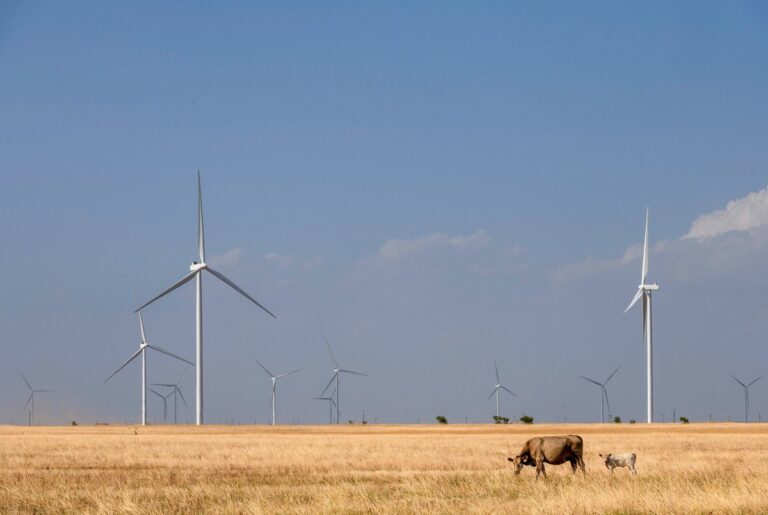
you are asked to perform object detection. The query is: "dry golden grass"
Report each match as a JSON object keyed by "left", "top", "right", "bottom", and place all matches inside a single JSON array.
[{"left": 0, "top": 423, "right": 767, "bottom": 514}]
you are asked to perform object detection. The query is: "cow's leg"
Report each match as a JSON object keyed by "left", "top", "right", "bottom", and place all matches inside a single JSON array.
[
  {"left": 578, "top": 455, "right": 586, "bottom": 475},
  {"left": 570, "top": 458, "right": 578, "bottom": 474},
  {"left": 536, "top": 461, "right": 546, "bottom": 479}
]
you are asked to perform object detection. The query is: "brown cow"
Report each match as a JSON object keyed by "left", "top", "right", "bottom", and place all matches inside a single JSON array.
[{"left": 507, "top": 435, "right": 586, "bottom": 479}]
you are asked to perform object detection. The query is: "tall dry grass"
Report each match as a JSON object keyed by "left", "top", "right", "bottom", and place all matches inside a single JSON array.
[{"left": 0, "top": 423, "right": 766, "bottom": 514}]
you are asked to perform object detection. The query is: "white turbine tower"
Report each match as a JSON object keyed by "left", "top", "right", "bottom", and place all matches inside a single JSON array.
[
  {"left": 254, "top": 359, "right": 301, "bottom": 426},
  {"left": 152, "top": 367, "right": 189, "bottom": 424},
  {"left": 624, "top": 208, "right": 659, "bottom": 423},
  {"left": 313, "top": 389, "right": 337, "bottom": 424},
  {"left": 320, "top": 340, "right": 367, "bottom": 424},
  {"left": 105, "top": 304, "right": 193, "bottom": 425},
  {"left": 730, "top": 374, "right": 761, "bottom": 423},
  {"left": 486, "top": 361, "right": 516, "bottom": 419},
  {"left": 579, "top": 366, "right": 620, "bottom": 423},
  {"left": 136, "top": 172, "right": 276, "bottom": 425},
  {"left": 20, "top": 373, "right": 54, "bottom": 426}
]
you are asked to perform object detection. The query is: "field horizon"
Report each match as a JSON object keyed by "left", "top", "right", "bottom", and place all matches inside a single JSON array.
[{"left": 1, "top": 423, "right": 767, "bottom": 513}]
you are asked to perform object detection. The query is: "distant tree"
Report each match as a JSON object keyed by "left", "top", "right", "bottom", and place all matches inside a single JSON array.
[
  {"left": 71, "top": 421, "right": 78, "bottom": 426},
  {"left": 613, "top": 416, "right": 621, "bottom": 424},
  {"left": 492, "top": 415, "right": 510, "bottom": 424},
  {"left": 629, "top": 419, "right": 637, "bottom": 424},
  {"left": 519, "top": 415, "right": 534, "bottom": 424},
  {"left": 679, "top": 416, "right": 689, "bottom": 424},
  {"left": 435, "top": 415, "right": 448, "bottom": 424}
]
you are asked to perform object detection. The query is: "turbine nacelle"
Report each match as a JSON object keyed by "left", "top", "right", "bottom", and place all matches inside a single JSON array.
[
  {"left": 640, "top": 283, "right": 659, "bottom": 291},
  {"left": 190, "top": 262, "right": 207, "bottom": 272}
]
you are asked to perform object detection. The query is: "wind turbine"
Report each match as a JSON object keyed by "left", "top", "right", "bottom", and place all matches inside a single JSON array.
[
  {"left": 313, "top": 389, "right": 337, "bottom": 424},
  {"left": 320, "top": 340, "right": 367, "bottom": 424},
  {"left": 486, "top": 361, "right": 516, "bottom": 419},
  {"left": 254, "top": 359, "right": 301, "bottom": 425},
  {"left": 148, "top": 387, "right": 173, "bottom": 424},
  {"left": 135, "top": 172, "right": 276, "bottom": 425},
  {"left": 624, "top": 208, "right": 660, "bottom": 423},
  {"left": 20, "top": 373, "right": 54, "bottom": 426},
  {"left": 579, "top": 366, "right": 620, "bottom": 423},
  {"left": 152, "top": 367, "right": 189, "bottom": 424},
  {"left": 730, "top": 374, "right": 761, "bottom": 423},
  {"left": 105, "top": 303, "right": 193, "bottom": 425}
]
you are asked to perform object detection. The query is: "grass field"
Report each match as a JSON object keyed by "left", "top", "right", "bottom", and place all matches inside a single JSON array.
[{"left": 0, "top": 423, "right": 766, "bottom": 514}]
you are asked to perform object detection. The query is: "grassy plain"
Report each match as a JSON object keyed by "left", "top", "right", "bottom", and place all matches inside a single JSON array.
[{"left": 0, "top": 423, "right": 766, "bottom": 514}]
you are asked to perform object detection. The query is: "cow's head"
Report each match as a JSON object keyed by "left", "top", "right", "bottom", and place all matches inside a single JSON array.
[{"left": 508, "top": 454, "right": 531, "bottom": 474}]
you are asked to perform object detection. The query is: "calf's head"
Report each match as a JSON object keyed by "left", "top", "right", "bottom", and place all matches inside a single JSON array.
[{"left": 598, "top": 453, "right": 612, "bottom": 467}]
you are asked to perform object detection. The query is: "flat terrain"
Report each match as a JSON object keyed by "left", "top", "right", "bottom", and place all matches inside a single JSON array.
[{"left": 0, "top": 423, "right": 767, "bottom": 514}]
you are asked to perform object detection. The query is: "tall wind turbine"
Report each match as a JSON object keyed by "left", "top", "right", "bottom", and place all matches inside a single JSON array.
[
  {"left": 20, "top": 373, "right": 54, "bottom": 426},
  {"left": 152, "top": 367, "right": 189, "bottom": 424},
  {"left": 254, "top": 359, "right": 301, "bottom": 425},
  {"left": 624, "top": 208, "right": 660, "bottom": 423},
  {"left": 148, "top": 387, "right": 173, "bottom": 424},
  {"left": 320, "top": 340, "right": 367, "bottom": 424},
  {"left": 105, "top": 304, "right": 193, "bottom": 425},
  {"left": 135, "top": 172, "right": 276, "bottom": 425},
  {"left": 730, "top": 374, "right": 761, "bottom": 423},
  {"left": 486, "top": 361, "right": 516, "bottom": 419},
  {"left": 579, "top": 366, "right": 620, "bottom": 423},
  {"left": 313, "top": 389, "right": 337, "bottom": 424}
]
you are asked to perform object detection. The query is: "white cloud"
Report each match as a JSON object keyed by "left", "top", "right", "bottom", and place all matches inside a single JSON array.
[
  {"left": 376, "top": 230, "right": 490, "bottom": 263},
  {"left": 684, "top": 186, "right": 768, "bottom": 239}
]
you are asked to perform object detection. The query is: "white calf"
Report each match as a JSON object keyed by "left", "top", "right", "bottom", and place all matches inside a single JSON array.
[{"left": 599, "top": 453, "right": 637, "bottom": 475}]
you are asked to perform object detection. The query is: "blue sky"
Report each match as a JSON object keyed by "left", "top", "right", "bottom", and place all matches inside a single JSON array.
[{"left": 2, "top": 2, "right": 768, "bottom": 424}]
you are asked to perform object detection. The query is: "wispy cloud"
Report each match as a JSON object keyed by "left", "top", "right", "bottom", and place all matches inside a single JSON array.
[
  {"left": 208, "top": 246, "right": 245, "bottom": 268},
  {"left": 376, "top": 230, "right": 491, "bottom": 263},
  {"left": 684, "top": 186, "right": 768, "bottom": 239}
]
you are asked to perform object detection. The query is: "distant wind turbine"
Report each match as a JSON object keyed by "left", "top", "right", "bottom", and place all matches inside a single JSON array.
[
  {"left": 105, "top": 302, "right": 193, "bottom": 425},
  {"left": 624, "top": 208, "right": 660, "bottom": 423},
  {"left": 313, "top": 389, "right": 337, "bottom": 424},
  {"left": 152, "top": 367, "right": 189, "bottom": 424},
  {"left": 20, "top": 373, "right": 54, "bottom": 426},
  {"left": 486, "top": 361, "right": 516, "bottom": 419},
  {"left": 254, "top": 359, "right": 301, "bottom": 425},
  {"left": 148, "top": 387, "right": 173, "bottom": 424},
  {"left": 730, "top": 374, "right": 761, "bottom": 423},
  {"left": 320, "top": 340, "right": 367, "bottom": 424},
  {"left": 579, "top": 366, "right": 620, "bottom": 423},
  {"left": 135, "top": 172, "right": 276, "bottom": 425}
]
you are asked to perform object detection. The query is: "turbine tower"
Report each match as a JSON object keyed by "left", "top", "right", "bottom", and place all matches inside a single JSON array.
[
  {"left": 135, "top": 172, "right": 276, "bottom": 425},
  {"left": 730, "top": 374, "right": 761, "bottom": 423},
  {"left": 148, "top": 387, "right": 173, "bottom": 424},
  {"left": 486, "top": 361, "right": 516, "bottom": 419},
  {"left": 320, "top": 340, "right": 367, "bottom": 424},
  {"left": 579, "top": 366, "right": 620, "bottom": 423},
  {"left": 254, "top": 359, "right": 301, "bottom": 425},
  {"left": 152, "top": 367, "right": 189, "bottom": 424},
  {"left": 313, "top": 389, "right": 337, "bottom": 424},
  {"left": 624, "top": 208, "right": 659, "bottom": 423},
  {"left": 20, "top": 373, "right": 54, "bottom": 426},
  {"left": 105, "top": 303, "right": 193, "bottom": 425}
]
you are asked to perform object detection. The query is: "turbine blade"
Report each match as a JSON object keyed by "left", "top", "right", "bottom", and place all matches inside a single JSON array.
[
  {"left": 325, "top": 339, "right": 339, "bottom": 368},
  {"left": 151, "top": 383, "right": 176, "bottom": 387},
  {"left": 603, "top": 387, "right": 612, "bottom": 419},
  {"left": 254, "top": 359, "right": 275, "bottom": 378},
  {"left": 135, "top": 271, "right": 197, "bottom": 312},
  {"left": 206, "top": 267, "right": 276, "bottom": 318},
  {"left": 579, "top": 375, "right": 603, "bottom": 387},
  {"left": 148, "top": 388, "right": 163, "bottom": 399},
  {"left": 19, "top": 372, "right": 32, "bottom": 391},
  {"left": 320, "top": 373, "right": 337, "bottom": 396},
  {"left": 104, "top": 348, "right": 144, "bottom": 382},
  {"left": 340, "top": 369, "right": 368, "bottom": 376},
  {"left": 148, "top": 345, "right": 195, "bottom": 366},
  {"left": 35, "top": 389, "right": 55, "bottom": 393},
  {"left": 748, "top": 376, "right": 761, "bottom": 388},
  {"left": 500, "top": 385, "right": 517, "bottom": 396},
  {"left": 177, "top": 387, "right": 188, "bottom": 408},
  {"left": 624, "top": 288, "right": 643, "bottom": 313},
  {"left": 176, "top": 367, "right": 188, "bottom": 386},
  {"left": 730, "top": 374, "right": 747, "bottom": 388},
  {"left": 494, "top": 361, "right": 500, "bottom": 384},
  {"left": 276, "top": 369, "right": 301, "bottom": 379},
  {"left": 137, "top": 310, "right": 148, "bottom": 344},
  {"left": 23, "top": 393, "right": 33, "bottom": 411},
  {"left": 641, "top": 207, "right": 649, "bottom": 285},
  {"left": 198, "top": 170, "right": 205, "bottom": 263},
  {"left": 605, "top": 366, "right": 621, "bottom": 385},
  {"left": 485, "top": 388, "right": 498, "bottom": 401}
]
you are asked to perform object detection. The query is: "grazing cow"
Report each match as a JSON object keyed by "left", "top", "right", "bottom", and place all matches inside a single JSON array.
[
  {"left": 508, "top": 435, "right": 585, "bottom": 479},
  {"left": 599, "top": 453, "right": 637, "bottom": 475}
]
